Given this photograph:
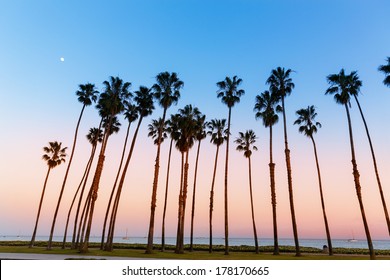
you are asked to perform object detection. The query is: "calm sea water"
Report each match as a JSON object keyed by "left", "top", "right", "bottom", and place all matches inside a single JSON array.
[{"left": 2, "top": 235, "right": 390, "bottom": 250}]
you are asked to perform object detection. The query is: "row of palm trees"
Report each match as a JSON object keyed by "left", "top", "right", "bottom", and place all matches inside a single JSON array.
[{"left": 29, "top": 57, "right": 390, "bottom": 259}]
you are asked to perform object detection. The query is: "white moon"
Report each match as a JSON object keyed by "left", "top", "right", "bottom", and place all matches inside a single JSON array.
[{"left": 60, "top": 57, "right": 65, "bottom": 62}]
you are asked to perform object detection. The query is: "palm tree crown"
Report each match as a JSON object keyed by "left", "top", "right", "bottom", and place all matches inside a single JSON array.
[
  {"left": 378, "top": 57, "right": 390, "bottom": 87},
  {"left": 266, "top": 67, "right": 294, "bottom": 99},
  {"left": 42, "top": 141, "right": 67, "bottom": 168},
  {"left": 235, "top": 130, "right": 258, "bottom": 158},
  {"left": 325, "top": 69, "right": 361, "bottom": 105},
  {"left": 76, "top": 83, "right": 99, "bottom": 106},
  {"left": 207, "top": 119, "right": 228, "bottom": 146},
  {"left": 216, "top": 76, "right": 245, "bottom": 108},
  {"left": 294, "top": 105, "right": 322, "bottom": 138},
  {"left": 152, "top": 72, "right": 184, "bottom": 109},
  {"left": 148, "top": 118, "right": 168, "bottom": 145},
  {"left": 254, "top": 90, "right": 280, "bottom": 127},
  {"left": 86, "top": 128, "right": 103, "bottom": 146}
]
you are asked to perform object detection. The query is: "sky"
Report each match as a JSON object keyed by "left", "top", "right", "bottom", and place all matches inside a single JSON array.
[{"left": 0, "top": 0, "right": 390, "bottom": 243}]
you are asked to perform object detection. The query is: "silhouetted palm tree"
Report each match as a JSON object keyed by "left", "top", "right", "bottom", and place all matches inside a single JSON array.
[
  {"left": 105, "top": 86, "right": 155, "bottom": 251},
  {"left": 294, "top": 105, "right": 333, "bottom": 255},
  {"left": 146, "top": 72, "right": 183, "bottom": 254},
  {"left": 207, "top": 119, "right": 228, "bottom": 253},
  {"left": 235, "top": 130, "right": 259, "bottom": 254},
  {"left": 254, "top": 90, "right": 280, "bottom": 255},
  {"left": 326, "top": 69, "right": 375, "bottom": 259},
  {"left": 266, "top": 67, "right": 300, "bottom": 256},
  {"left": 378, "top": 57, "right": 390, "bottom": 87},
  {"left": 62, "top": 127, "right": 103, "bottom": 249},
  {"left": 47, "top": 83, "right": 98, "bottom": 250},
  {"left": 30, "top": 141, "right": 67, "bottom": 248},
  {"left": 189, "top": 114, "right": 207, "bottom": 251},
  {"left": 80, "top": 76, "right": 130, "bottom": 253},
  {"left": 216, "top": 75, "right": 245, "bottom": 255},
  {"left": 100, "top": 102, "right": 138, "bottom": 250}
]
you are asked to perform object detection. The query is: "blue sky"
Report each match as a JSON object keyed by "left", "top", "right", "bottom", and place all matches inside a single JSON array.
[{"left": 0, "top": 0, "right": 390, "bottom": 239}]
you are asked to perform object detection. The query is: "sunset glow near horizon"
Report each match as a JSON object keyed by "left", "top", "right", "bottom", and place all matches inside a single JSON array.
[{"left": 0, "top": 0, "right": 389, "bottom": 243}]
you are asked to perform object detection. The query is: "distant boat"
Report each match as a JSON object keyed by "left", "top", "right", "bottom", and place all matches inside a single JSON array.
[
  {"left": 122, "top": 229, "right": 129, "bottom": 240},
  {"left": 347, "top": 231, "right": 358, "bottom": 242}
]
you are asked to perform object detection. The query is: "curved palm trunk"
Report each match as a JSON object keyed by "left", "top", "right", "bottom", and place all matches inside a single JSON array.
[
  {"left": 353, "top": 96, "right": 390, "bottom": 235},
  {"left": 100, "top": 121, "right": 131, "bottom": 250},
  {"left": 105, "top": 116, "right": 144, "bottom": 251},
  {"left": 248, "top": 156, "right": 259, "bottom": 254},
  {"left": 146, "top": 108, "right": 167, "bottom": 254},
  {"left": 62, "top": 147, "right": 94, "bottom": 249},
  {"left": 161, "top": 138, "right": 174, "bottom": 251},
  {"left": 209, "top": 145, "right": 220, "bottom": 253},
  {"left": 190, "top": 140, "right": 202, "bottom": 251},
  {"left": 281, "top": 96, "right": 300, "bottom": 256},
  {"left": 47, "top": 105, "right": 86, "bottom": 250},
  {"left": 76, "top": 188, "right": 92, "bottom": 248},
  {"left": 175, "top": 152, "right": 185, "bottom": 253},
  {"left": 344, "top": 104, "right": 375, "bottom": 260},
  {"left": 30, "top": 167, "right": 51, "bottom": 248},
  {"left": 310, "top": 136, "right": 333, "bottom": 255},
  {"left": 224, "top": 107, "right": 232, "bottom": 255},
  {"left": 269, "top": 125, "right": 279, "bottom": 255}
]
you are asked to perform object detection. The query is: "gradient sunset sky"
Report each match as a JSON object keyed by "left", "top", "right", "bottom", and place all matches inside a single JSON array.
[{"left": 0, "top": 0, "right": 389, "bottom": 242}]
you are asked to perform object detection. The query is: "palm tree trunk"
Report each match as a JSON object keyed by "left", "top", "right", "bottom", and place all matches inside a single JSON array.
[
  {"left": 105, "top": 116, "right": 144, "bottom": 251},
  {"left": 175, "top": 152, "right": 185, "bottom": 253},
  {"left": 30, "top": 167, "right": 51, "bottom": 248},
  {"left": 100, "top": 121, "right": 131, "bottom": 250},
  {"left": 62, "top": 147, "right": 94, "bottom": 249},
  {"left": 161, "top": 138, "right": 174, "bottom": 252},
  {"left": 146, "top": 108, "right": 167, "bottom": 254},
  {"left": 209, "top": 145, "right": 220, "bottom": 253},
  {"left": 281, "top": 96, "right": 300, "bottom": 256},
  {"left": 344, "top": 104, "right": 375, "bottom": 260},
  {"left": 248, "top": 156, "right": 259, "bottom": 254},
  {"left": 224, "top": 107, "right": 231, "bottom": 255},
  {"left": 190, "top": 140, "right": 202, "bottom": 251},
  {"left": 178, "top": 151, "right": 190, "bottom": 253},
  {"left": 47, "top": 105, "right": 86, "bottom": 250},
  {"left": 77, "top": 188, "right": 92, "bottom": 248},
  {"left": 269, "top": 125, "right": 279, "bottom": 255},
  {"left": 310, "top": 136, "right": 333, "bottom": 255},
  {"left": 353, "top": 96, "right": 390, "bottom": 235}
]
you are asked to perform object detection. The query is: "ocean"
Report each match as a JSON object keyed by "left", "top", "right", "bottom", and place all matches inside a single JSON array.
[{"left": 2, "top": 235, "right": 390, "bottom": 250}]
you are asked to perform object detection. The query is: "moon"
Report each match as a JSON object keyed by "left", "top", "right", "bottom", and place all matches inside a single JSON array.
[{"left": 60, "top": 57, "right": 65, "bottom": 62}]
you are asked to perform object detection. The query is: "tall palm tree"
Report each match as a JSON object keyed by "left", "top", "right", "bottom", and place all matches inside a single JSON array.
[
  {"left": 266, "top": 67, "right": 300, "bottom": 256},
  {"left": 161, "top": 115, "right": 179, "bottom": 251},
  {"left": 347, "top": 71, "right": 390, "bottom": 236},
  {"left": 148, "top": 118, "right": 168, "bottom": 145},
  {"left": 216, "top": 75, "right": 245, "bottom": 255},
  {"left": 62, "top": 127, "right": 103, "bottom": 249},
  {"left": 100, "top": 102, "right": 138, "bottom": 250},
  {"left": 326, "top": 69, "right": 375, "bottom": 260},
  {"left": 254, "top": 90, "right": 280, "bottom": 255},
  {"left": 80, "top": 76, "right": 131, "bottom": 253},
  {"left": 47, "top": 83, "right": 98, "bottom": 249},
  {"left": 30, "top": 141, "right": 67, "bottom": 248},
  {"left": 146, "top": 72, "right": 184, "bottom": 254},
  {"left": 378, "top": 57, "right": 390, "bottom": 87},
  {"left": 294, "top": 106, "right": 333, "bottom": 255},
  {"left": 207, "top": 119, "right": 228, "bottom": 253},
  {"left": 173, "top": 105, "right": 200, "bottom": 254},
  {"left": 235, "top": 130, "right": 259, "bottom": 254},
  {"left": 105, "top": 86, "right": 155, "bottom": 251},
  {"left": 71, "top": 127, "right": 103, "bottom": 249},
  {"left": 189, "top": 114, "right": 207, "bottom": 252}
]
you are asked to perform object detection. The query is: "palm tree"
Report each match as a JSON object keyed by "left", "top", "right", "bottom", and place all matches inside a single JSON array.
[
  {"left": 216, "top": 75, "right": 245, "bottom": 255},
  {"left": 62, "top": 127, "right": 103, "bottom": 249},
  {"left": 80, "top": 76, "right": 131, "bottom": 253},
  {"left": 161, "top": 115, "right": 179, "bottom": 251},
  {"left": 235, "top": 130, "right": 259, "bottom": 254},
  {"left": 71, "top": 127, "right": 103, "bottom": 249},
  {"left": 105, "top": 86, "right": 155, "bottom": 251},
  {"left": 47, "top": 83, "right": 98, "bottom": 249},
  {"left": 254, "top": 90, "right": 280, "bottom": 255},
  {"left": 326, "top": 69, "right": 375, "bottom": 259},
  {"left": 173, "top": 105, "right": 201, "bottom": 254},
  {"left": 207, "top": 119, "right": 228, "bottom": 253},
  {"left": 30, "top": 141, "right": 67, "bottom": 248},
  {"left": 189, "top": 114, "right": 207, "bottom": 252},
  {"left": 378, "top": 57, "right": 390, "bottom": 87},
  {"left": 266, "top": 67, "right": 300, "bottom": 256},
  {"left": 294, "top": 105, "right": 333, "bottom": 255},
  {"left": 100, "top": 102, "right": 138, "bottom": 250},
  {"left": 146, "top": 72, "right": 184, "bottom": 254},
  {"left": 148, "top": 118, "right": 168, "bottom": 145},
  {"left": 347, "top": 71, "right": 390, "bottom": 236}
]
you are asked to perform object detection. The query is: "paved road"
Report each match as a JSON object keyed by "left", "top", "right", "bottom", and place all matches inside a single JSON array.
[{"left": 0, "top": 253, "right": 150, "bottom": 260}]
